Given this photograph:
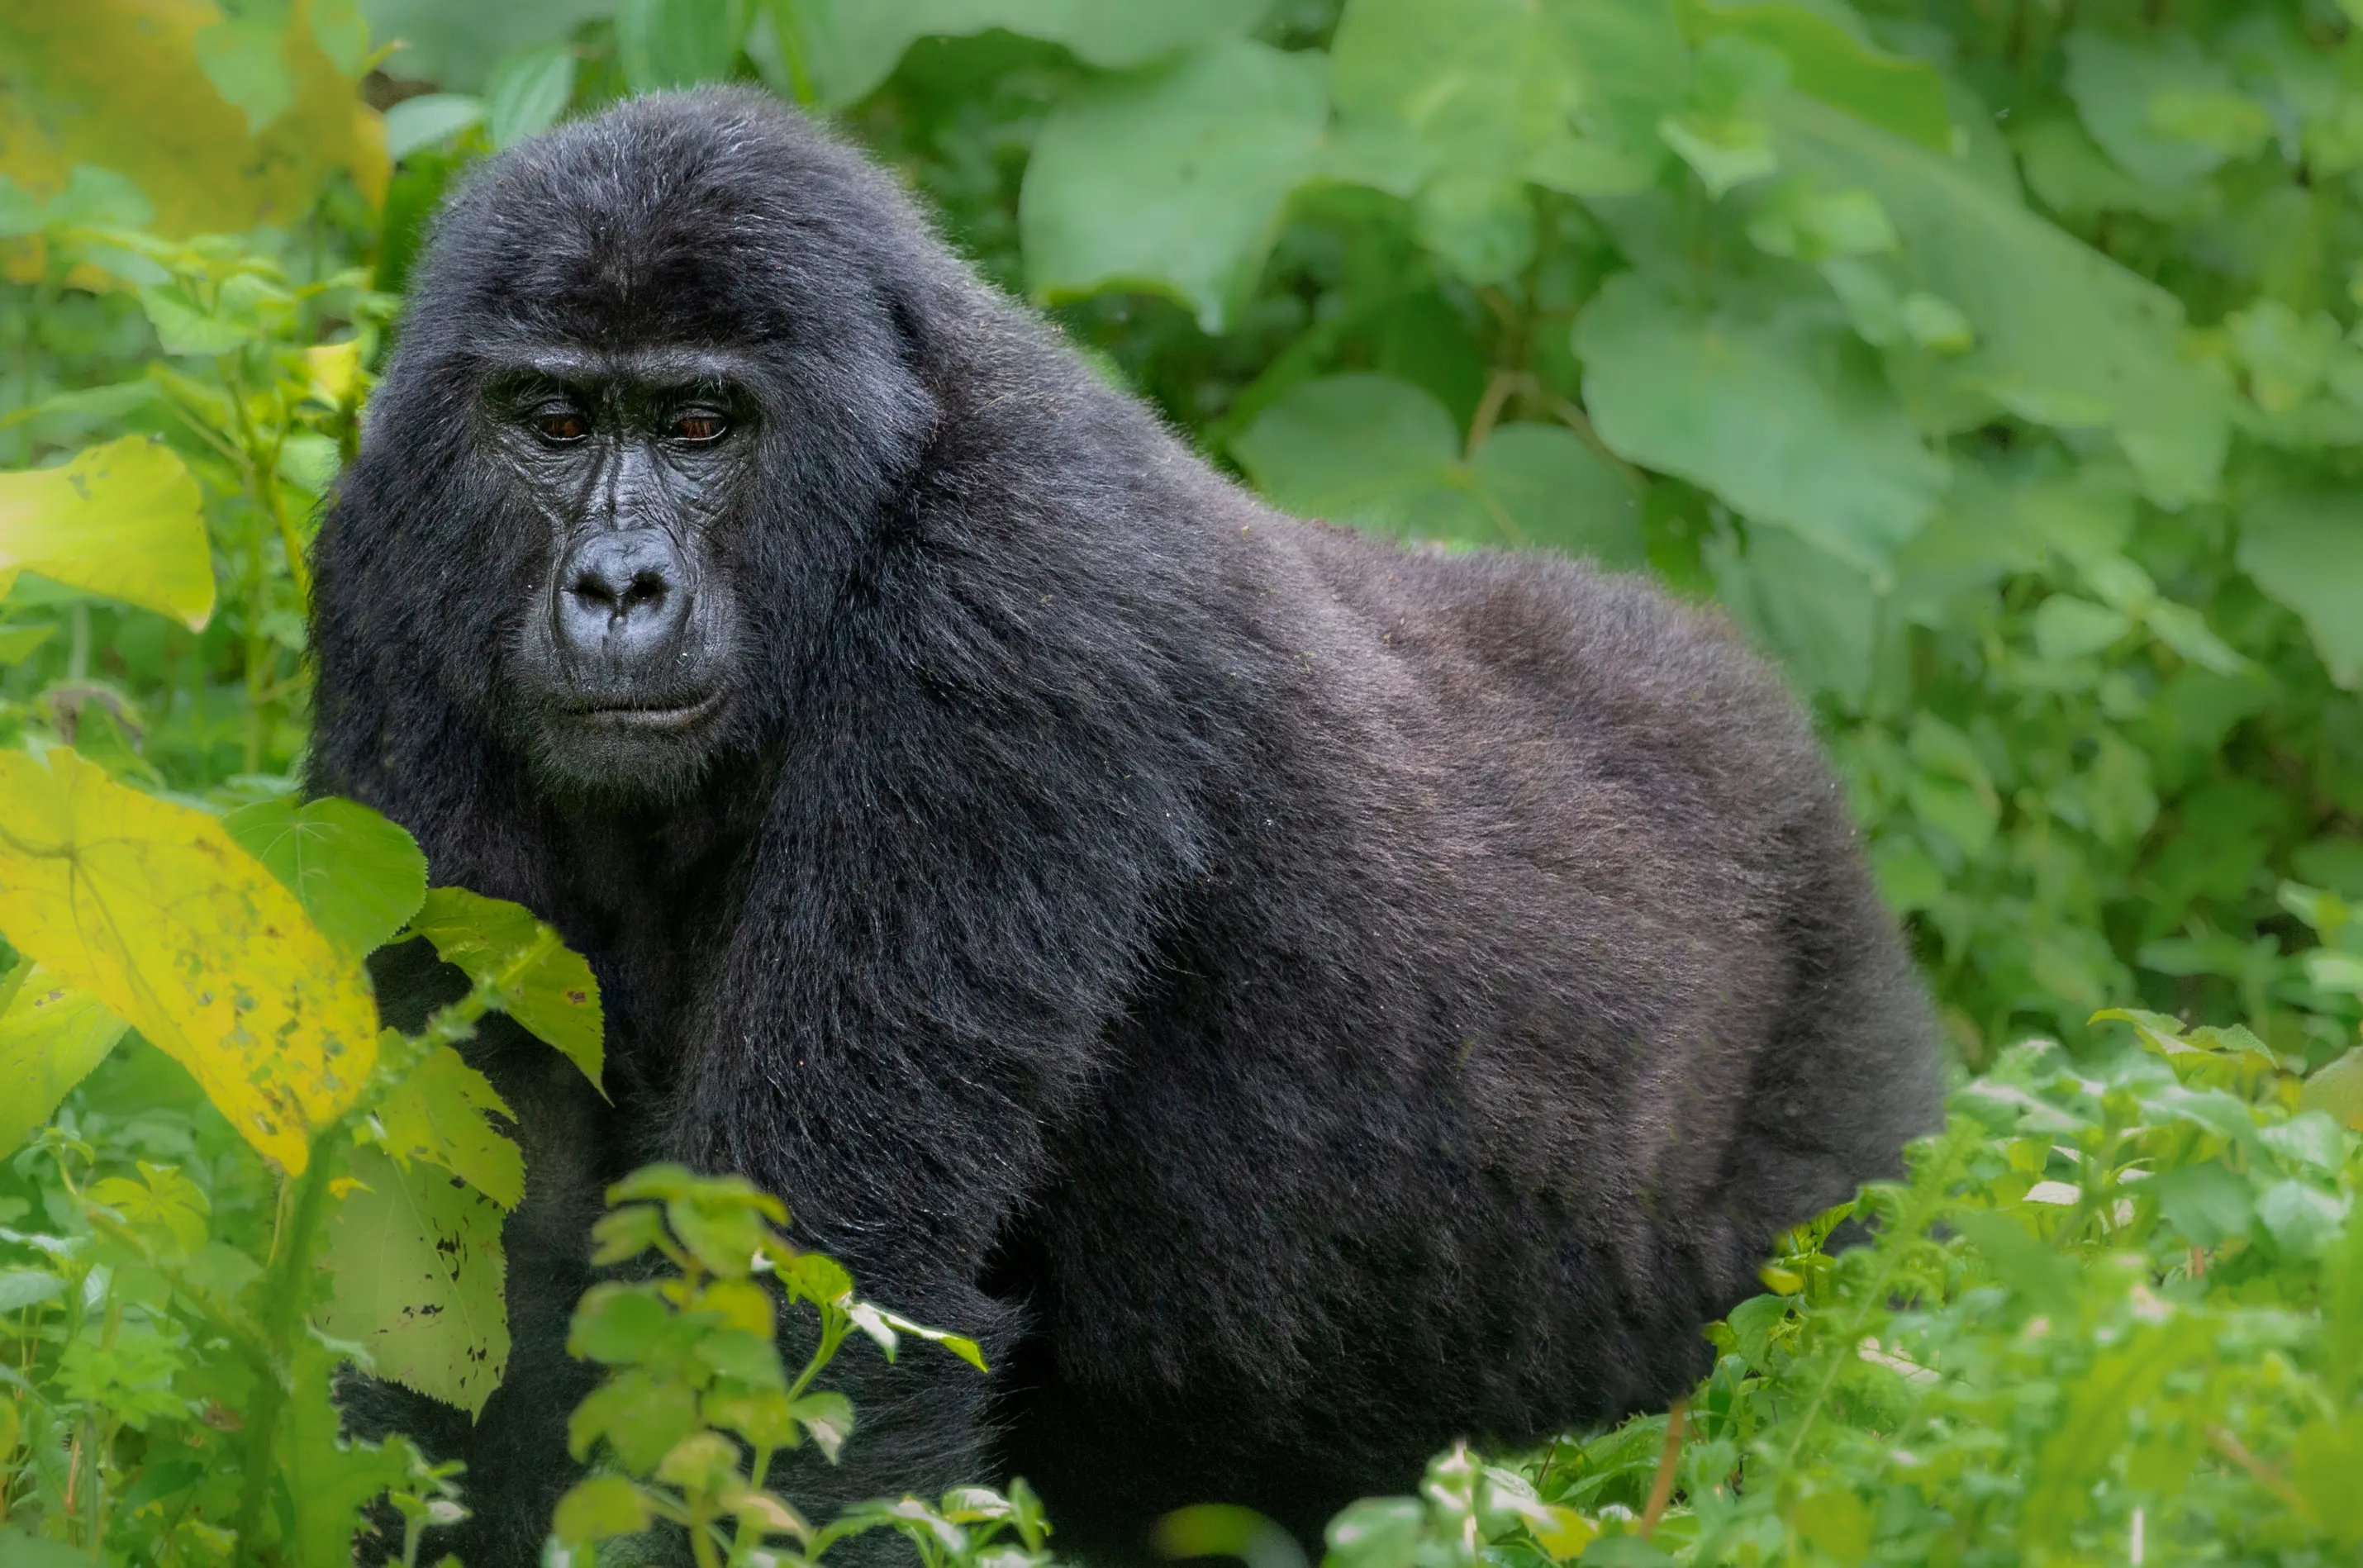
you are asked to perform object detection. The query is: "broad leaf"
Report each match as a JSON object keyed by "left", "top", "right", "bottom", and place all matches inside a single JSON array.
[
  {"left": 2237, "top": 482, "right": 2363, "bottom": 688},
  {"left": 1767, "top": 93, "right": 2228, "bottom": 508},
  {"left": 2062, "top": 29, "right": 2261, "bottom": 192},
  {"left": 0, "top": 967, "right": 128, "bottom": 1158},
  {"left": 1576, "top": 275, "right": 1946, "bottom": 580},
  {"left": 1330, "top": 0, "right": 1683, "bottom": 278},
  {"left": 0, "top": 437, "right": 213, "bottom": 630},
  {"left": 1233, "top": 373, "right": 1642, "bottom": 563},
  {"left": 788, "top": 0, "right": 1277, "bottom": 109},
  {"left": 375, "top": 1042, "right": 524, "bottom": 1209},
  {"left": 363, "top": 0, "right": 616, "bottom": 91},
  {"left": 320, "top": 1144, "right": 510, "bottom": 1415},
  {"left": 616, "top": 0, "right": 748, "bottom": 93},
  {"left": 1706, "top": 525, "right": 1880, "bottom": 706},
  {"left": 484, "top": 44, "right": 578, "bottom": 149},
  {"left": 409, "top": 886, "right": 605, "bottom": 1092},
  {"left": 0, "top": 748, "right": 377, "bottom": 1174},
  {"left": 1678, "top": 0, "right": 1951, "bottom": 150},
  {"left": 1022, "top": 38, "right": 1327, "bottom": 334},
  {"left": 223, "top": 796, "right": 429, "bottom": 957}
]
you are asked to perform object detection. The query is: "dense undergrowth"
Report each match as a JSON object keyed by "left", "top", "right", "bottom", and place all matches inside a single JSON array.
[{"left": 1, "top": 0, "right": 2360, "bottom": 1563}]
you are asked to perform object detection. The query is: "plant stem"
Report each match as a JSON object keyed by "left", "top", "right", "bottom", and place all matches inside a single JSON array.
[
  {"left": 1638, "top": 1396, "right": 1687, "bottom": 1537},
  {"left": 230, "top": 1135, "right": 340, "bottom": 1568}
]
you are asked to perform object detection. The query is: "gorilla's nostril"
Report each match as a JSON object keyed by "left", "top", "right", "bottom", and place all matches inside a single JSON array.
[
  {"left": 624, "top": 572, "right": 668, "bottom": 610},
  {"left": 572, "top": 573, "right": 619, "bottom": 609}
]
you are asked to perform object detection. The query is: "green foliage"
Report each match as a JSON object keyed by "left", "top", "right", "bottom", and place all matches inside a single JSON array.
[
  {"left": 2, "top": 0, "right": 2362, "bottom": 1563},
  {"left": 549, "top": 1166, "right": 1014, "bottom": 1568}
]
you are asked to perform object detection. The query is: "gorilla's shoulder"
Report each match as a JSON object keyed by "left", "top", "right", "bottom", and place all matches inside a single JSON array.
[{"left": 1288, "top": 522, "right": 1805, "bottom": 738}]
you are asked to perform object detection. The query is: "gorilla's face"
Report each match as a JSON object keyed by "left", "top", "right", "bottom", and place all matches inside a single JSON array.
[{"left": 487, "top": 346, "right": 755, "bottom": 795}]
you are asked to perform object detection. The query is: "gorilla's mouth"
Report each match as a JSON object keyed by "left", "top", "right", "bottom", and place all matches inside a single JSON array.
[{"left": 563, "top": 691, "right": 724, "bottom": 733}]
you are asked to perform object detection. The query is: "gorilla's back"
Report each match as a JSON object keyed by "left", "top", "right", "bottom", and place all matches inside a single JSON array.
[{"left": 996, "top": 506, "right": 1941, "bottom": 1547}]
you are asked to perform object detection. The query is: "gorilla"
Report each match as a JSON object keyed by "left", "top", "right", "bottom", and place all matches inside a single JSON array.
[{"left": 312, "top": 87, "right": 1942, "bottom": 1566}]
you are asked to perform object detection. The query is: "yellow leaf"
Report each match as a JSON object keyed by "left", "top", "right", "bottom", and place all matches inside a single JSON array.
[
  {"left": 0, "top": 748, "right": 377, "bottom": 1172},
  {"left": 1530, "top": 1504, "right": 1600, "bottom": 1562},
  {"left": 0, "top": 0, "right": 387, "bottom": 248},
  {"left": 0, "top": 437, "right": 214, "bottom": 630},
  {"left": 304, "top": 339, "right": 364, "bottom": 407}
]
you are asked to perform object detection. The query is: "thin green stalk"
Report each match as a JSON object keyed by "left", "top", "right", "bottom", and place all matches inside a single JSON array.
[{"left": 230, "top": 1136, "right": 340, "bottom": 1568}]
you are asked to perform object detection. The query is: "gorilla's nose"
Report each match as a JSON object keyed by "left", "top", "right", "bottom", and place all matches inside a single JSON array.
[{"left": 555, "top": 529, "right": 692, "bottom": 672}]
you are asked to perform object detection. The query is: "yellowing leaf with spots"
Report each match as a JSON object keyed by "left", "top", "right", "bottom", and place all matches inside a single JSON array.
[
  {"left": 0, "top": 436, "right": 215, "bottom": 630},
  {"left": 0, "top": 748, "right": 376, "bottom": 1172}
]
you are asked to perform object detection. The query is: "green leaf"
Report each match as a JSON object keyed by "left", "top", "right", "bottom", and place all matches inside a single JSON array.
[
  {"left": 483, "top": 44, "right": 576, "bottom": 150},
  {"left": 2300, "top": 1048, "right": 2363, "bottom": 1131},
  {"left": 408, "top": 886, "right": 605, "bottom": 1092},
  {"left": 2257, "top": 1180, "right": 2348, "bottom": 1257},
  {"left": 2148, "top": 1162, "right": 2255, "bottom": 1247},
  {"left": 1469, "top": 425, "right": 1644, "bottom": 568},
  {"left": 1767, "top": 93, "right": 2228, "bottom": 507},
  {"left": 0, "top": 436, "right": 214, "bottom": 630},
  {"left": 1678, "top": 0, "right": 1950, "bottom": 150},
  {"left": 376, "top": 1043, "right": 524, "bottom": 1209},
  {"left": 1577, "top": 275, "right": 1946, "bottom": 581},
  {"left": 1705, "top": 524, "right": 1879, "bottom": 706},
  {"left": 2291, "top": 1415, "right": 2363, "bottom": 1547},
  {"left": 554, "top": 1475, "right": 653, "bottom": 1547},
  {"left": 0, "top": 968, "right": 126, "bottom": 1159},
  {"left": 787, "top": 0, "right": 1277, "bottom": 108},
  {"left": 568, "top": 1367, "right": 699, "bottom": 1472},
  {"left": 1232, "top": 374, "right": 1641, "bottom": 563},
  {"left": 193, "top": 12, "right": 295, "bottom": 135},
  {"left": 0, "top": 623, "right": 50, "bottom": 663},
  {"left": 1331, "top": 0, "right": 1683, "bottom": 274},
  {"left": 2031, "top": 596, "right": 2132, "bottom": 662},
  {"left": 320, "top": 1144, "right": 511, "bottom": 1415},
  {"left": 1021, "top": 38, "right": 1327, "bottom": 334},
  {"left": 0, "top": 1271, "right": 62, "bottom": 1314},
  {"left": 568, "top": 1283, "right": 675, "bottom": 1365},
  {"left": 616, "top": 0, "right": 747, "bottom": 92},
  {"left": 696, "top": 1327, "right": 787, "bottom": 1390},
  {"left": 281, "top": 1338, "right": 420, "bottom": 1568},
  {"left": 2237, "top": 482, "right": 2363, "bottom": 687},
  {"left": 792, "top": 1390, "right": 853, "bottom": 1461},
  {"left": 1788, "top": 1490, "right": 1871, "bottom": 1566},
  {"left": 223, "top": 795, "right": 429, "bottom": 957},
  {"left": 2063, "top": 30, "right": 2253, "bottom": 191},
  {"left": 381, "top": 93, "right": 484, "bottom": 161},
  {"left": 844, "top": 1303, "right": 989, "bottom": 1372},
  {"left": 364, "top": 0, "right": 614, "bottom": 91}
]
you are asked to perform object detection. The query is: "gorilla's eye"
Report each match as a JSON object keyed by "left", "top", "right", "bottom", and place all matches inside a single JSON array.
[
  {"left": 672, "top": 412, "right": 729, "bottom": 444},
  {"left": 534, "top": 408, "right": 590, "bottom": 444}
]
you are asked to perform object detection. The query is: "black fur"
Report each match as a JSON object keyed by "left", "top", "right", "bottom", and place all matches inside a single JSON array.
[{"left": 312, "top": 88, "right": 1942, "bottom": 1566}]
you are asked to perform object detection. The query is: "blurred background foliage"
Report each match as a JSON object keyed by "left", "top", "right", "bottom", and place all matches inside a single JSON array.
[{"left": 2, "top": 0, "right": 2361, "bottom": 1078}]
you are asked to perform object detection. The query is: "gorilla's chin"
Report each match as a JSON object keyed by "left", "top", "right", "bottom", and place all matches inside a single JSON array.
[{"left": 525, "top": 695, "right": 729, "bottom": 800}]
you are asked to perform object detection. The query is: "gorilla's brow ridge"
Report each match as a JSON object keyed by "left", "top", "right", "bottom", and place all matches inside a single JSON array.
[{"left": 487, "top": 345, "right": 765, "bottom": 390}]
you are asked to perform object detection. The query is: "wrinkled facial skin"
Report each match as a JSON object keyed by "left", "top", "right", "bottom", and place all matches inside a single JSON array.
[{"left": 487, "top": 345, "right": 755, "bottom": 796}]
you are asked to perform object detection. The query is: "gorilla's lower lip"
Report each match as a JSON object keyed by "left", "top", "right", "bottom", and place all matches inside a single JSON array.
[{"left": 565, "top": 692, "right": 722, "bottom": 731}]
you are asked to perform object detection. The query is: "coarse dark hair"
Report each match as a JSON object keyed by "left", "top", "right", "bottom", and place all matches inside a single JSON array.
[{"left": 314, "top": 86, "right": 1944, "bottom": 1566}]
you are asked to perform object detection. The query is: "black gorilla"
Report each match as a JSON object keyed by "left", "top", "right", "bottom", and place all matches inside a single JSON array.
[{"left": 313, "top": 87, "right": 1942, "bottom": 1566}]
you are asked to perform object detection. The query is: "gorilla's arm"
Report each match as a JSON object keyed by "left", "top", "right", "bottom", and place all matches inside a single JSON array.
[{"left": 659, "top": 528, "right": 1220, "bottom": 1509}]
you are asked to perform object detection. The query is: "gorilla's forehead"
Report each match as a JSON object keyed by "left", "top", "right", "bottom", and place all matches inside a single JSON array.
[{"left": 416, "top": 88, "right": 905, "bottom": 356}]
